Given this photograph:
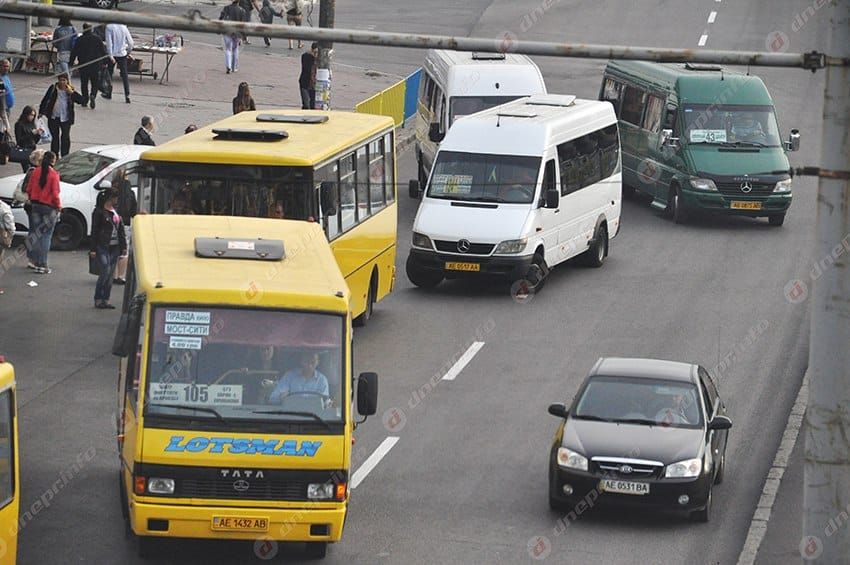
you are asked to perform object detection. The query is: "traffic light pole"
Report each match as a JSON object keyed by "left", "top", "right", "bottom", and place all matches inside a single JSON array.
[{"left": 315, "top": 0, "right": 335, "bottom": 110}]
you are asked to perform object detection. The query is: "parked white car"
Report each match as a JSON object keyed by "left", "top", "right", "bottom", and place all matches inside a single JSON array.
[{"left": 0, "top": 145, "right": 148, "bottom": 250}]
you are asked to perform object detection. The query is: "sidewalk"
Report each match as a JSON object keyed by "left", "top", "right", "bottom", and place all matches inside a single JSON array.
[{"left": 0, "top": 26, "right": 398, "bottom": 177}]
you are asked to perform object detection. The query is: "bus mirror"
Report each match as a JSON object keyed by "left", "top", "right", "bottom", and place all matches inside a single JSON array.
[
  {"left": 356, "top": 372, "right": 378, "bottom": 416},
  {"left": 408, "top": 179, "right": 421, "bottom": 199},
  {"left": 785, "top": 129, "right": 801, "bottom": 152},
  {"left": 112, "top": 295, "right": 144, "bottom": 357},
  {"left": 112, "top": 313, "right": 131, "bottom": 357},
  {"left": 545, "top": 188, "right": 559, "bottom": 209},
  {"left": 320, "top": 181, "right": 337, "bottom": 216},
  {"left": 428, "top": 122, "right": 444, "bottom": 143},
  {"left": 661, "top": 129, "right": 680, "bottom": 149}
]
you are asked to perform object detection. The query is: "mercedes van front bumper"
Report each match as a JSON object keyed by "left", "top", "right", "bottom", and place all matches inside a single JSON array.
[{"left": 407, "top": 248, "right": 534, "bottom": 281}]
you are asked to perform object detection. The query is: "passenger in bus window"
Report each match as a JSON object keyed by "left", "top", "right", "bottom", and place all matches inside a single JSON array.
[
  {"left": 165, "top": 193, "right": 194, "bottom": 215},
  {"left": 272, "top": 200, "right": 286, "bottom": 219}
]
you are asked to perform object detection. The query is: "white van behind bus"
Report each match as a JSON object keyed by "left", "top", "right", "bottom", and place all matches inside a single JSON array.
[
  {"left": 407, "top": 94, "right": 622, "bottom": 291},
  {"left": 415, "top": 50, "right": 547, "bottom": 186}
]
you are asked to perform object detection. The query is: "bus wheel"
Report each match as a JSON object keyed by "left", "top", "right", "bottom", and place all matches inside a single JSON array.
[
  {"left": 768, "top": 214, "right": 785, "bottom": 227},
  {"left": 670, "top": 186, "right": 689, "bottom": 224},
  {"left": 353, "top": 273, "right": 376, "bottom": 327},
  {"left": 581, "top": 224, "right": 608, "bottom": 268},
  {"left": 406, "top": 257, "right": 442, "bottom": 288},
  {"left": 305, "top": 541, "right": 328, "bottom": 559}
]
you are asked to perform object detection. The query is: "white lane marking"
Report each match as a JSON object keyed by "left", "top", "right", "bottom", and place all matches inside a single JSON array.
[
  {"left": 698, "top": 33, "right": 709, "bottom": 46},
  {"left": 441, "top": 341, "right": 485, "bottom": 381},
  {"left": 708, "top": 11, "right": 717, "bottom": 24},
  {"left": 736, "top": 372, "right": 809, "bottom": 565},
  {"left": 351, "top": 436, "right": 400, "bottom": 489}
]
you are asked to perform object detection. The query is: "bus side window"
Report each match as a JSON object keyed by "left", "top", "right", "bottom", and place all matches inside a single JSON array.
[
  {"left": 663, "top": 103, "right": 678, "bottom": 133},
  {"left": 315, "top": 162, "right": 340, "bottom": 239},
  {"left": 384, "top": 132, "right": 395, "bottom": 203},
  {"left": 643, "top": 95, "right": 664, "bottom": 133},
  {"left": 557, "top": 141, "right": 577, "bottom": 196},
  {"left": 339, "top": 154, "right": 357, "bottom": 232},
  {"left": 620, "top": 86, "right": 646, "bottom": 126},
  {"left": 601, "top": 77, "right": 623, "bottom": 117},
  {"left": 355, "top": 147, "right": 370, "bottom": 222},
  {"left": 368, "top": 138, "right": 386, "bottom": 213},
  {"left": 125, "top": 305, "right": 145, "bottom": 412},
  {"left": 598, "top": 125, "right": 620, "bottom": 178},
  {"left": 0, "top": 389, "right": 14, "bottom": 508}
]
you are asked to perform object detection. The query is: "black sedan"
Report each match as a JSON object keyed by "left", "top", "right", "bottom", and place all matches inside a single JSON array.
[{"left": 547, "top": 357, "right": 732, "bottom": 522}]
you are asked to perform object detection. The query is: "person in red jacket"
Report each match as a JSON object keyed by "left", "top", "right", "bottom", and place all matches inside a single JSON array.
[{"left": 25, "top": 151, "right": 60, "bottom": 274}]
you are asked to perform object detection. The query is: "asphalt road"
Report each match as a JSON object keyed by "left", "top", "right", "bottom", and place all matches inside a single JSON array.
[{"left": 1, "top": 0, "right": 831, "bottom": 563}]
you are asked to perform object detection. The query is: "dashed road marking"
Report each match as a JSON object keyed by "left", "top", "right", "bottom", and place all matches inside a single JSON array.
[
  {"left": 698, "top": 33, "right": 709, "bottom": 46},
  {"left": 351, "top": 436, "right": 400, "bottom": 489},
  {"left": 708, "top": 11, "right": 717, "bottom": 23},
  {"left": 442, "top": 342, "right": 485, "bottom": 381}
]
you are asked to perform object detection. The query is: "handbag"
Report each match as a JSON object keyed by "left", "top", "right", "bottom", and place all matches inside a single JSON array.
[
  {"left": 9, "top": 146, "right": 31, "bottom": 164},
  {"left": 99, "top": 64, "right": 113, "bottom": 99},
  {"left": 88, "top": 253, "right": 100, "bottom": 276},
  {"left": 0, "top": 228, "right": 12, "bottom": 249}
]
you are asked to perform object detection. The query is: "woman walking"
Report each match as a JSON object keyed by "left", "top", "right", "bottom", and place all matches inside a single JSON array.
[
  {"left": 259, "top": 0, "right": 283, "bottom": 47},
  {"left": 38, "top": 73, "right": 85, "bottom": 157},
  {"left": 232, "top": 82, "right": 256, "bottom": 114},
  {"left": 284, "top": 0, "right": 304, "bottom": 49},
  {"left": 13, "top": 106, "right": 42, "bottom": 173},
  {"left": 110, "top": 167, "right": 137, "bottom": 285},
  {"left": 25, "top": 151, "right": 60, "bottom": 274},
  {"left": 89, "top": 186, "right": 126, "bottom": 309},
  {"left": 52, "top": 18, "right": 77, "bottom": 75}
]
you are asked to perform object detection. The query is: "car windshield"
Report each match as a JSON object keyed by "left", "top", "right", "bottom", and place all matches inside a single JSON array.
[
  {"left": 449, "top": 95, "right": 522, "bottom": 124},
  {"left": 682, "top": 104, "right": 782, "bottom": 147},
  {"left": 427, "top": 151, "right": 540, "bottom": 204},
  {"left": 54, "top": 151, "right": 117, "bottom": 185},
  {"left": 573, "top": 376, "right": 703, "bottom": 429},
  {"left": 144, "top": 306, "right": 345, "bottom": 426}
]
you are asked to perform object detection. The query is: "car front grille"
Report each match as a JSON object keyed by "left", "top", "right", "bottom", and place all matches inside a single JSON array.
[
  {"left": 715, "top": 182, "right": 775, "bottom": 197},
  {"left": 433, "top": 240, "right": 495, "bottom": 255},
  {"left": 592, "top": 457, "right": 664, "bottom": 479}
]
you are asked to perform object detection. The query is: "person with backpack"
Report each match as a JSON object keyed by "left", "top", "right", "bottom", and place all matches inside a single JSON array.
[
  {"left": 89, "top": 186, "right": 126, "bottom": 309},
  {"left": 25, "top": 151, "right": 61, "bottom": 274},
  {"left": 52, "top": 18, "right": 77, "bottom": 75},
  {"left": 220, "top": 0, "right": 246, "bottom": 74},
  {"left": 259, "top": 0, "right": 283, "bottom": 47}
]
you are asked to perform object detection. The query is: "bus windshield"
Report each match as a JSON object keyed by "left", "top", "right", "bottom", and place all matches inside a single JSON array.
[
  {"left": 144, "top": 306, "right": 345, "bottom": 427},
  {"left": 142, "top": 162, "right": 315, "bottom": 220},
  {"left": 427, "top": 151, "right": 541, "bottom": 204},
  {"left": 682, "top": 104, "right": 782, "bottom": 147},
  {"left": 449, "top": 95, "right": 521, "bottom": 124}
]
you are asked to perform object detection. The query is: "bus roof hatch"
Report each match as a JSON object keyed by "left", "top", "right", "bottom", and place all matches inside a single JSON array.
[
  {"left": 194, "top": 237, "right": 285, "bottom": 261},
  {"left": 212, "top": 128, "right": 289, "bottom": 141},
  {"left": 256, "top": 114, "right": 329, "bottom": 124}
]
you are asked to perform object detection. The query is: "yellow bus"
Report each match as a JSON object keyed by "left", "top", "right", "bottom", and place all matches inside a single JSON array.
[
  {"left": 0, "top": 359, "right": 18, "bottom": 565},
  {"left": 113, "top": 215, "right": 378, "bottom": 559},
  {"left": 137, "top": 110, "right": 398, "bottom": 327}
]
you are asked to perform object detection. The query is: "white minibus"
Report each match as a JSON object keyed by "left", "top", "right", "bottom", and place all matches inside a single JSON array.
[{"left": 407, "top": 94, "right": 621, "bottom": 290}]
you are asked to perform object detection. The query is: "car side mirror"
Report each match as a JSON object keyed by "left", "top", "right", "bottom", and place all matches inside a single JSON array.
[
  {"left": 708, "top": 415, "right": 733, "bottom": 430},
  {"left": 409, "top": 179, "right": 422, "bottom": 199},
  {"left": 545, "top": 188, "right": 559, "bottom": 209},
  {"left": 784, "top": 129, "right": 800, "bottom": 152},
  {"left": 548, "top": 403, "right": 569, "bottom": 419},
  {"left": 96, "top": 179, "right": 112, "bottom": 191},
  {"left": 661, "top": 129, "right": 680, "bottom": 149},
  {"left": 428, "top": 122, "right": 444, "bottom": 143},
  {"left": 320, "top": 181, "right": 337, "bottom": 216},
  {"left": 357, "top": 372, "right": 378, "bottom": 417}
]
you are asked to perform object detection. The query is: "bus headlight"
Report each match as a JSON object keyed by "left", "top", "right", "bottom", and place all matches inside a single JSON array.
[
  {"left": 773, "top": 178, "right": 792, "bottom": 193},
  {"left": 307, "top": 483, "right": 335, "bottom": 500},
  {"left": 412, "top": 232, "right": 432, "bottom": 249},
  {"left": 690, "top": 178, "right": 717, "bottom": 191},
  {"left": 147, "top": 477, "right": 175, "bottom": 494},
  {"left": 494, "top": 238, "right": 528, "bottom": 254}
]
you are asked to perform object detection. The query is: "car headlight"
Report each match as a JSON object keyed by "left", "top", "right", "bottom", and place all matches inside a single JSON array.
[
  {"left": 493, "top": 238, "right": 527, "bottom": 254},
  {"left": 556, "top": 447, "right": 588, "bottom": 471},
  {"left": 412, "top": 232, "right": 432, "bottom": 249},
  {"left": 147, "top": 477, "right": 175, "bottom": 494},
  {"left": 773, "top": 178, "right": 792, "bottom": 193},
  {"left": 307, "top": 483, "right": 335, "bottom": 500},
  {"left": 690, "top": 178, "right": 717, "bottom": 191},
  {"left": 664, "top": 458, "right": 703, "bottom": 478}
]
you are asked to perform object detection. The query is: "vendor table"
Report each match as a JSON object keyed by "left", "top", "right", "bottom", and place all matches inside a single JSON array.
[{"left": 129, "top": 31, "right": 183, "bottom": 84}]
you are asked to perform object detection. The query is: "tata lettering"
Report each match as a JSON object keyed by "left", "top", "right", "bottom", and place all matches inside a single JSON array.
[{"left": 165, "top": 436, "right": 322, "bottom": 457}]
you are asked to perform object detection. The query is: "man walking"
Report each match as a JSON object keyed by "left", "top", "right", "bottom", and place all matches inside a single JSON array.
[
  {"left": 238, "top": 0, "right": 261, "bottom": 44},
  {"left": 133, "top": 116, "right": 155, "bottom": 146},
  {"left": 105, "top": 22, "right": 133, "bottom": 104},
  {"left": 71, "top": 23, "right": 108, "bottom": 109},
  {"left": 299, "top": 43, "right": 318, "bottom": 110},
  {"left": 219, "top": 0, "right": 246, "bottom": 74}
]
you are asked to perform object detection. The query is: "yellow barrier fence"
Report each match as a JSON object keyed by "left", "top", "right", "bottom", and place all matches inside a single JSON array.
[{"left": 355, "top": 78, "right": 406, "bottom": 127}]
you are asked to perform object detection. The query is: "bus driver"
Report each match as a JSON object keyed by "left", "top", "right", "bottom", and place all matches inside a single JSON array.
[{"left": 268, "top": 351, "right": 332, "bottom": 407}]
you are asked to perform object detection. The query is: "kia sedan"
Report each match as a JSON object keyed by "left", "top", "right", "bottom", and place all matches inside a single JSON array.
[{"left": 547, "top": 357, "right": 732, "bottom": 522}]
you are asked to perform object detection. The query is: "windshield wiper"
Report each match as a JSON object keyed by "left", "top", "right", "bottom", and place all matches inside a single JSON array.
[
  {"left": 719, "top": 141, "right": 767, "bottom": 148},
  {"left": 616, "top": 418, "right": 657, "bottom": 427},
  {"left": 475, "top": 196, "right": 507, "bottom": 203},
  {"left": 251, "top": 410, "right": 331, "bottom": 431},
  {"left": 573, "top": 414, "right": 615, "bottom": 423},
  {"left": 148, "top": 403, "right": 228, "bottom": 423}
]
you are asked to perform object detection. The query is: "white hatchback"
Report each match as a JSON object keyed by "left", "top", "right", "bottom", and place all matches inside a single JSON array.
[{"left": 0, "top": 144, "right": 149, "bottom": 250}]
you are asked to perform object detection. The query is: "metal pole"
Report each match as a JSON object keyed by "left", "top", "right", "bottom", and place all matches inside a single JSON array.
[
  {"left": 803, "top": 0, "right": 850, "bottom": 562},
  {"left": 316, "top": 0, "right": 334, "bottom": 109},
  {"left": 0, "top": 1, "right": 835, "bottom": 69}
]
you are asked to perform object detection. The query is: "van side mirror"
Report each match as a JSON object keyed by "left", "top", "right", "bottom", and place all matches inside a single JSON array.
[
  {"left": 548, "top": 403, "right": 569, "bottom": 419},
  {"left": 409, "top": 179, "right": 421, "bottom": 199},
  {"left": 545, "top": 188, "right": 559, "bottom": 209},
  {"left": 708, "top": 415, "right": 733, "bottom": 430},
  {"left": 357, "top": 372, "right": 378, "bottom": 417},
  {"left": 320, "top": 181, "right": 337, "bottom": 216},
  {"left": 661, "top": 129, "right": 680, "bottom": 149},
  {"left": 785, "top": 129, "right": 800, "bottom": 152},
  {"left": 112, "top": 294, "right": 144, "bottom": 357},
  {"left": 428, "top": 122, "right": 444, "bottom": 143}
]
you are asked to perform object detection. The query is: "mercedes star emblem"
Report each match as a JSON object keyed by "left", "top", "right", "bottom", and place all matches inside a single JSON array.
[
  {"left": 740, "top": 181, "right": 753, "bottom": 193},
  {"left": 457, "top": 239, "right": 471, "bottom": 253}
]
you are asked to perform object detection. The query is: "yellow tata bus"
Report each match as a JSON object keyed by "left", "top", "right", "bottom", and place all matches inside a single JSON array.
[
  {"left": 136, "top": 110, "right": 398, "bottom": 327},
  {"left": 0, "top": 359, "right": 19, "bottom": 565},
  {"left": 113, "top": 215, "right": 378, "bottom": 560}
]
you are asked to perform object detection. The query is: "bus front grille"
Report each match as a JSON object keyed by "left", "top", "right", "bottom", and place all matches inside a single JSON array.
[{"left": 179, "top": 479, "right": 308, "bottom": 501}]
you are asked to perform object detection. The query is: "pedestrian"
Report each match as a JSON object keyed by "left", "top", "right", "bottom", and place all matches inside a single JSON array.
[
  {"left": 13, "top": 106, "right": 42, "bottom": 173},
  {"left": 38, "top": 73, "right": 86, "bottom": 157},
  {"left": 0, "top": 197, "right": 13, "bottom": 293},
  {"left": 184, "top": 124, "right": 198, "bottom": 134},
  {"left": 89, "top": 186, "right": 126, "bottom": 309},
  {"left": 299, "top": 42, "right": 318, "bottom": 110},
  {"left": 232, "top": 82, "right": 256, "bottom": 114},
  {"left": 52, "top": 17, "right": 77, "bottom": 75},
  {"left": 219, "top": 0, "right": 246, "bottom": 74},
  {"left": 12, "top": 149, "right": 45, "bottom": 270},
  {"left": 105, "top": 22, "right": 133, "bottom": 103},
  {"left": 133, "top": 115, "right": 156, "bottom": 146},
  {"left": 259, "top": 0, "right": 283, "bottom": 47},
  {"left": 25, "top": 151, "right": 60, "bottom": 274},
  {"left": 239, "top": 0, "right": 261, "bottom": 44},
  {"left": 0, "top": 59, "right": 15, "bottom": 133},
  {"left": 110, "top": 167, "right": 137, "bottom": 285},
  {"left": 71, "top": 23, "right": 108, "bottom": 110},
  {"left": 284, "top": 0, "right": 304, "bottom": 49}
]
